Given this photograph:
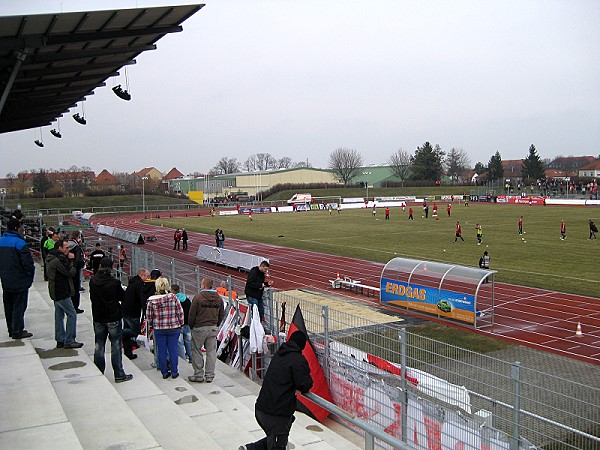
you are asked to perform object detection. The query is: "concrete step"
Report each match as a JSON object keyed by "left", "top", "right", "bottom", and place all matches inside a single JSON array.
[
  {"left": 0, "top": 339, "right": 82, "bottom": 449},
  {"left": 126, "top": 347, "right": 362, "bottom": 450},
  {"left": 2, "top": 264, "right": 364, "bottom": 450},
  {"left": 30, "top": 270, "right": 225, "bottom": 449}
]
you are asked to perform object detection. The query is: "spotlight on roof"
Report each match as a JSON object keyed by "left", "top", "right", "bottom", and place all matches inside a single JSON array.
[
  {"left": 112, "top": 84, "right": 131, "bottom": 101},
  {"left": 72, "top": 113, "right": 87, "bottom": 125},
  {"left": 50, "top": 129, "right": 62, "bottom": 138},
  {"left": 34, "top": 140, "right": 44, "bottom": 148}
]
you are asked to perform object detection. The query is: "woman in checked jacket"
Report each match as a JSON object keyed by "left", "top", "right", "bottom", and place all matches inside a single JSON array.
[{"left": 146, "top": 277, "right": 184, "bottom": 379}]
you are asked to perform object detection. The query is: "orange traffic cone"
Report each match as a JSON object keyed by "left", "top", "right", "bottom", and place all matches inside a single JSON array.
[{"left": 575, "top": 322, "right": 583, "bottom": 337}]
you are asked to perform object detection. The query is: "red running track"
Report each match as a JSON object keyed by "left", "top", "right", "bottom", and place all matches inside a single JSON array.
[{"left": 95, "top": 212, "right": 600, "bottom": 366}]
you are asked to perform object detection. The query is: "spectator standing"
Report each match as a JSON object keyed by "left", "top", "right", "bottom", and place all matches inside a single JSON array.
[
  {"left": 0, "top": 219, "right": 35, "bottom": 339},
  {"left": 46, "top": 239, "right": 83, "bottom": 348},
  {"left": 454, "top": 221, "right": 464, "bottom": 242},
  {"left": 67, "top": 231, "right": 85, "bottom": 308},
  {"left": 90, "top": 242, "right": 106, "bottom": 275},
  {"left": 173, "top": 229, "right": 182, "bottom": 250},
  {"left": 244, "top": 261, "right": 272, "bottom": 321},
  {"left": 172, "top": 284, "right": 192, "bottom": 363},
  {"left": 239, "top": 331, "right": 313, "bottom": 450},
  {"left": 89, "top": 257, "right": 133, "bottom": 383},
  {"left": 518, "top": 216, "right": 523, "bottom": 235},
  {"left": 216, "top": 281, "right": 238, "bottom": 300},
  {"left": 188, "top": 278, "right": 225, "bottom": 383},
  {"left": 478, "top": 251, "right": 491, "bottom": 283},
  {"left": 118, "top": 245, "right": 127, "bottom": 276},
  {"left": 560, "top": 220, "right": 566, "bottom": 240},
  {"left": 40, "top": 227, "right": 55, "bottom": 281},
  {"left": 122, "top": 268, "right": 150, "bottom": 360},
  {"left": 146, "top": 277, "right": 184, "bottom": 379},
  {"left": 181, "top": 228, "right": 189, "bottom": 250},
  {"left": 215, "top": 229, "right": 225, "bottom": 248}
]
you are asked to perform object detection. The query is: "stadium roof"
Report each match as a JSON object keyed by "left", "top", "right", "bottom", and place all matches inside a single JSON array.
[{"left": 0, "top": 4, "right": 203, "bottom": 134}]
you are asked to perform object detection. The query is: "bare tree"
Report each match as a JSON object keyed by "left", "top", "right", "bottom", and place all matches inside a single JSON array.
[
  {"left": 244, "top": 155, "right": 257, "bottom": 172},
  {"left": 255, "top": 153, "right": 277, "bottom": 171},
  {"left": 328, "top": 147, "right": 363, "bottom": 185},
  {"left": 445, "top": 147, "right": 471, "bottom": 183},
  {"left": 292, "top": 160, "right": 312, "bottom": 168},
  {"left": 212, "top": 157, "right": 240, "bottom": 174},
  {"left": 388, "top": 148, "right": 411, "bottom": 186},
  {"left": 277, "top": 157, "right": 293, "bottom": 169}
]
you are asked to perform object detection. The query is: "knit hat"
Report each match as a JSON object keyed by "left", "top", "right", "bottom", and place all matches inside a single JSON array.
[
  {"left": 288, "top": 331, "right": 307, "bottom": 350},
  {"left": 150, "top": 269, "right": 162, "bottom": 279}
]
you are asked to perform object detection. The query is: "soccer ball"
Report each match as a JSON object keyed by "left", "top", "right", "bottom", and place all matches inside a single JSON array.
[
  {"left": 443, "top": 249, "right": 446, "bottom": 252},
  {"left": 523, "top": 240, "right": 527, "bottom": 243}
]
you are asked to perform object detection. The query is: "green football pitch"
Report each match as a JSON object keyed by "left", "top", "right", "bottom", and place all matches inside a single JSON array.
[{"left": 145, "top": 202, "right": 599, "bottom": 298}]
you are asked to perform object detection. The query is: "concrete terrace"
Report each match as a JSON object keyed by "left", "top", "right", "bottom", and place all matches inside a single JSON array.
[{"left": 0, "top": 263, "right": 363, "bottom": 450}]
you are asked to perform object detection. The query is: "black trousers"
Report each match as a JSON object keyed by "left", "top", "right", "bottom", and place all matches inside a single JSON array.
[{"left": 246, "top": 409, "right": 294, "bottom": 450}]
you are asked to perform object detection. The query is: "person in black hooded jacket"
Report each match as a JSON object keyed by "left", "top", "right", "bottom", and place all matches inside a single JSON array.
[
  {"left": 122, "top": 267, "right": 150, "bottom": 360},
  {"left": 241, "top": 331, "right": 313, "bottom": 450},
  {"left": 89, "top": 257, "right": 132, "bottom": 383}
]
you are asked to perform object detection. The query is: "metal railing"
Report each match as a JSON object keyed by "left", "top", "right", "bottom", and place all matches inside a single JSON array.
[{"left": 127, "top": 246, "right": 600, "bottom": 450}]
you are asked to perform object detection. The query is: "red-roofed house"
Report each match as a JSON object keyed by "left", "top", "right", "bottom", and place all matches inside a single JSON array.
[
  {"left": 579, "top": 160, "right": 600, "bottom": 178},
  {"left": 162, "top": 167, "right": 184, "bottom": 192},
  {"left": 547, "top": 156, "right": 596, "bottom": 172},
  {"left": 131, "top": 167, "right": 163, "bottom": 181},
  {"left": 502, "top": 160, "right": 523, "bottom": 179},
  {"left": 93, "top": 169, "right": 121, "bottom": 191}
]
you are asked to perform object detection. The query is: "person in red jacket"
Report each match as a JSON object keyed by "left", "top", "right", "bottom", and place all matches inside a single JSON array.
[
  {"left": 408, "top": 207, "right": 414, "bottom": 220},
  {"left": 454, "top": 221, "right": 464, "bottom": 242}
]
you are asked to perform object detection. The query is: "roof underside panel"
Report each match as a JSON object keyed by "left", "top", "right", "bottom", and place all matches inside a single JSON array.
[{"left": 0, "top": 4, "right": 203, "bottom": 133}]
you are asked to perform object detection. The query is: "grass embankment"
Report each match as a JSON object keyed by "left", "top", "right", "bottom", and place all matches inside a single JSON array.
[{"left": 5, "top": 194, "right": 192, "bottom": 211}]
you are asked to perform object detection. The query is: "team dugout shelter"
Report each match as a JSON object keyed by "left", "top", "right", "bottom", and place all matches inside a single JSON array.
[{"left": 380, "top": 257, "right": 496, "bottom": 328}]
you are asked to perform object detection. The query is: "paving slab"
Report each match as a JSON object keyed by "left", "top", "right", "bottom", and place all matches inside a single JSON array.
[
  {"left": 192, "top": 410, "right": 255, "bottom": 448},
  {"left": 127, "top": 394, "right": 224, "bottom": 450},
  {"left": 53, "top": 375, "right": 159, "bottom": 450},
  {"left": 0, "top": 421, "right": 82, "bottom": 450},
  {"left": 0, "top": 351, "right": 67, "bottom": 433}
]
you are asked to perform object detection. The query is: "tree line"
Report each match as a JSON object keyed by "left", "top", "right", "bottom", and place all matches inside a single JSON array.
[{"left": 328, "top": 143, "right": 547, "bottom": 186}]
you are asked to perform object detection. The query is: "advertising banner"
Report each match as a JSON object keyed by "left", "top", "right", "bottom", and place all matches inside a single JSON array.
[
  {"left": 322, "top": 344, "right": 529, "bottom": 450},
  {"left": 380, "top": 277, "right": 475, "bottom": 323},
  {"left": 495, "top": 196, "right": 545, "bottom": 205}
]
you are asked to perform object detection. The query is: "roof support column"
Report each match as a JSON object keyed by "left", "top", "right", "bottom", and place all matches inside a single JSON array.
[{"left": 0, "top": 49, "right": 28, "bottom": 117}]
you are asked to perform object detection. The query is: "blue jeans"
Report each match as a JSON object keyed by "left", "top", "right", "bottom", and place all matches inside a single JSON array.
[
  {"left": 122, "top": 315, "right": 140, "bottom": 356},
  {"left": 154, "top": 329, "right": 180, "bottom": 377},
  {"left": 3, "top": 290, "right": 29, "bottom": 337},
  {"left": 247, "top": 295, "right": 265, "bottom": 320},
  {"left": 54, "top": 297, "right": 77, "bottom": 345},
  {"left": 93, "top": 321, "right": 126, "bottom": 379},
  {"left": 178, "top": 324, "right": 192, "bottom": 362}
]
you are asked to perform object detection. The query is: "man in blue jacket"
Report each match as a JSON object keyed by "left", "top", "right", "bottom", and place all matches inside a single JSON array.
[{"left": 0, "top": 219, "right": 35, "bottom": 339}]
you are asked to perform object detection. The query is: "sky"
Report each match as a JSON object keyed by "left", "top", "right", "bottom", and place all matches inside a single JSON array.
[{"left": 1, "top": 0, "right": 599, "bottom": 176}]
